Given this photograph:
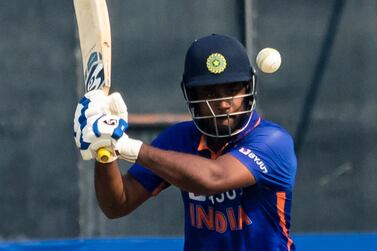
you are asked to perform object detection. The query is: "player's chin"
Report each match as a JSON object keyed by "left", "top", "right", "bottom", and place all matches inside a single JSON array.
[
  {"left": 217, "top": 114, "right": 248, "bottom": 133},
  {"left": 218, "top": 122, "right": 238, "bottom": 133},
  {"left": 216, "top": 117, "right": 235, "bottom": 127},
  {"left": 198, "top": 114, "right": 245, "bottom": 135},
  {"left": 209, "top": 118, "right": 238, "bottom": 134}
]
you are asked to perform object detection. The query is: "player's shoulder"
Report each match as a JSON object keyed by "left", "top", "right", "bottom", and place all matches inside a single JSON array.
[
  {"left": 239, "top": 118, "right": 296, "bottom": 162},
  {"left": 249, "top": 119, "right": 294, "bottom": 149},
  {"left": 234, "top": 119, "right": 297, "bottom": 188}
]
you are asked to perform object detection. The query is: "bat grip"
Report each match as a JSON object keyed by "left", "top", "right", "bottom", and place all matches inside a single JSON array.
[{"left": 97, "top": 147, "right": 111, "bottom": 163}]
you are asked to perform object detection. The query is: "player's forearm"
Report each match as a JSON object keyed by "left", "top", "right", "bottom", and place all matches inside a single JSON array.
[
  {"left": 136, "top": 144, "right": 225, "bottom": 195},
  {"left": 94, "top": 161, "right": 127, "bottom": 218}
]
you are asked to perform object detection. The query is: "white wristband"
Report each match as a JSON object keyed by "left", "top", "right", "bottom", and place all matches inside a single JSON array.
[{"left": 115, "top": 136, "right": 143, "bottom": 163}]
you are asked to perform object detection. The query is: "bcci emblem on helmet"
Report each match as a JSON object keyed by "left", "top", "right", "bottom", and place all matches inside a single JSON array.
[{"left": 206, "top": 53, "right": 227, "bottom": 74}]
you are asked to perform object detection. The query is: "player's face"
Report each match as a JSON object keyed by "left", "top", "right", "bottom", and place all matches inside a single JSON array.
[{"left": 192, "top": 82, "right": 249, "bottom": 135}]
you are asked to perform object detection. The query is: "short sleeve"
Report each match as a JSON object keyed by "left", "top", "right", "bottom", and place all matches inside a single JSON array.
[
  {"left": 230, "top": 128, "right": 297, "bottom": 190},
  {"left": 128, "top": 121, "right": 198, "bottom": 194},
  {"left": 128, "top": 131, "right": 170, "bottom": 194}
]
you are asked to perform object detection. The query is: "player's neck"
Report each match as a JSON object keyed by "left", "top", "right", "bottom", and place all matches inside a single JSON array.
[{"left": 206, "top": 137, "right": 231, "bottom": 154}]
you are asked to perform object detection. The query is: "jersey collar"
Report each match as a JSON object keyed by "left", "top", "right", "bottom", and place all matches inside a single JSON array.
[{"left": 196, "top": 111, "right": 261, "bottom": 158}]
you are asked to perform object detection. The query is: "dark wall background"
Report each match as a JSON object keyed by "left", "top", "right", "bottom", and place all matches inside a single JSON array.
[
  {"left": 0, "top": 1, "right": 78, "bottom": 239},
  {"left": 0, "top": 0, "right": 376, "bottom": 240},
  {"left": 254, "top": 0, "right": 377, "bottom": 232}
]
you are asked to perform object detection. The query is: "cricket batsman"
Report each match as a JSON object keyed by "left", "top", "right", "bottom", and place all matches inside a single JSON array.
[{"left": 74, "top": 34, "right": 297, "bottom": 251}]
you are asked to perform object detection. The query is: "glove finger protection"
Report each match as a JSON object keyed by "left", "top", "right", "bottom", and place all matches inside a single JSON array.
[
  {"left": 73, "top": 90, "right": 130, "bottom": 162},
  {"left": 74, "top": 90, "right": 112, "bottom": 148},
  {"left": 81, "top": 115, "right": 129, "bottom": 162},
  {"left": 108, "top": 92, "right": 128, "bottom": 122},
  {"left": 74, "top": 91, "right": 128, "bottom": 144}
]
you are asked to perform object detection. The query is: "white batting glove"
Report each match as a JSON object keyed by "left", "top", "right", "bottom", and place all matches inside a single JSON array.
[
  {"left": 73, "top": 90, "right": 128, "bottom": 126},
  {"left": 83, "top": 114, "right": 129, "bottom": 162},
  {"left": 73, "top": 90, "right": 129, "bottom": 161},
  {"left": 80, "top": 114, "right": 143, "bottom": 163},
  {"left": 115, "top": 134, "right": 143, "bottom": 163}
]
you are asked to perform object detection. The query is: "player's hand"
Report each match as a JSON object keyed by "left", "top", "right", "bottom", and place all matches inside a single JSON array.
[
  {"left": 76, "top": 114, "right": 129, "bottom": 162},
  {"left": 74, "top": 90, "right": 128, "bottom": 122},
  {"left": 115, "top": 132, "right": 143, "bottom": 163},
  {"left": 73, "top": 90, "right": 128, "bottom": 162}
]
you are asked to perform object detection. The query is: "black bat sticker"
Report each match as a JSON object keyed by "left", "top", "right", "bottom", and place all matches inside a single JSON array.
[{"left": 85, "top": 52, "right": 105, "bottom": 92}]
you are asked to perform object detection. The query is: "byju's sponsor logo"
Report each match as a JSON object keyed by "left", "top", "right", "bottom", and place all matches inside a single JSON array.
[{"left": 239, "top": 147, "right": 268, "bottom": 173}]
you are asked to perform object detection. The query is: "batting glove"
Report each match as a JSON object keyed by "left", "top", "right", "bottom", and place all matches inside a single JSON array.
[
  {"left": 73, "top": 90, "right": 129, "bottom": 162},
  {"left": 115, "top": 134, "right": 143, "bottom": 163},
  {"left": 82, "top": 114, "right": 129, "bottom": 162},
  {"left": 80, "top": 114, "right": 143, "bottom": 163}
]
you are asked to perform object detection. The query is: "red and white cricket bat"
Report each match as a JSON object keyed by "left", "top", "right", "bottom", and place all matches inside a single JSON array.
[{"left": 74, "top": 0, "right": 112, "bottom": 162}]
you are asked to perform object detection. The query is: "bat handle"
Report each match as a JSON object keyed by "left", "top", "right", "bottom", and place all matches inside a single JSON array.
[{"left": 97, "top": 147, "right": 111, "bottom": 163}]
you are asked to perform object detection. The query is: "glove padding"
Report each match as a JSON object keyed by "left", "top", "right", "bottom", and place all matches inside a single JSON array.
[
  {"left": 80, "top": 114, "right": 143, "bottom": 163},
  {"left": 115, "top": 134, "right": 143, "bottom": 163},
  {"left": 73, "top": 90, "right": 128, "bottom": 162}
]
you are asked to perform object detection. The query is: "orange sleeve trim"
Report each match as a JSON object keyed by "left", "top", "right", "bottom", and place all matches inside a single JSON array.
[{"left": 276, "top": 192, "right": 294, "bottom": 251}]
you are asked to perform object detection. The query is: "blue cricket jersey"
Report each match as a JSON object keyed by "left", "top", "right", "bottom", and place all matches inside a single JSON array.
[{"left": 128, "top": 112, "right": 297, "bottom": 251}]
